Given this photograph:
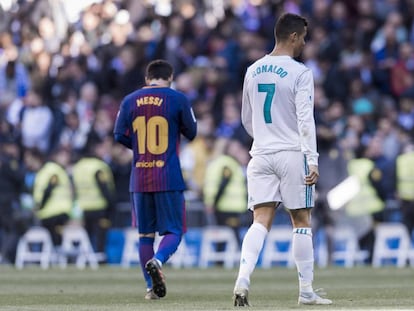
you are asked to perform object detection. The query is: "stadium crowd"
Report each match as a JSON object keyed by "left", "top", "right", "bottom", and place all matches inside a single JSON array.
[{"left": 1, "top": 0, "right": 414, "bottom": 265}]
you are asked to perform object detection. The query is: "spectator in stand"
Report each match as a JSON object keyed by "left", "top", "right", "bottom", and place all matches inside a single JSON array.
[
  {"left": 365, "top": 135, "right": 397, "bottom": 223},
  {"left": 18, "top": 89, "right": 53, "bottom": 153},
  {"left": 215, "top": 92, "right": 252, "bottom": 148},
  {"left": 174, "top": 70, "right": 202, "bottom": 103},
  {"left": 33, "top": 147, "right": 73, "bottom": 246},
  {"left": 72, "top": 140, "right": 115, "bottom": 254},
  {"left": 109, "top": 143, "right": 133, "bottom": 227},
  {"left": 116, "top": 44, "right": 146, "bottom": 96},
  {"left": 0, "top": 136, "right": 25, "bottom": 263},
  {"left": 76, "top": 81, "right": 98, "bottom": 132},
  {"left": 181, "top": 113, "right": 216, "bottom": 202},
  {"left": 203, "top": 138, "right": 251, "bottom": 246},
  {"left": 397, "top": 95, "right": 414, "bottom": 134},
  {"left": 0, "top": 43, "right": 31, "bottom": 98},
  {"left": 37, "top": 16, "right": 61, "bottom": 54},
  {"left": 59, "top": 110, "right": 89, "bottom": 154},
  {"left": 152, "top": 14, "right": 186, "bottom": 74},
  {"left": 302, "top": 41, "right": 324, "bottom": 84},
  {"left": 87, "top": 107, "right": 114, "bottom": 144},
  {"left": 371, "top": 13, "right": 403, "bottom": 95},
  {"left": 341, "top": 114, "right": 372, "bottom": 158},
  {"left": 396, "top": 142, "right": 414, "bottom": 235},
  {"left": 390, "top": 42, "right": 414, "bottom": 97},
  {"left": 22, "top": 148, "right": 44, "bottom": 205},
  {"left": 314, "top": 99, "right": 348, "bottom": 263},
  {"left": 376, "top": 116, "right": 402, "bottom": 161},
  {"left": 30, "top": 50, "right": 52, "bottom": 94},
  {"left": 344, "top": 141, "right": 386, "bottom": 264}
]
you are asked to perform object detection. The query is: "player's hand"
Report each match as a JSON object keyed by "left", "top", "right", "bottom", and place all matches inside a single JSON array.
[{"left": 305, "top": 165, "right": 319, "bottom": 185}]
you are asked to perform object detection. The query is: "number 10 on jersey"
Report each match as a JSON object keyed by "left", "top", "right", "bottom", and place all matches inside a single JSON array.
[{"left": 133, "top": 116, "right": 168, "bottom": 155}]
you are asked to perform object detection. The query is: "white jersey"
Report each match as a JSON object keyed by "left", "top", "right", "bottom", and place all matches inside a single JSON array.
[{"left": 241, "top": 54, "right": 319, "bottom": 166}]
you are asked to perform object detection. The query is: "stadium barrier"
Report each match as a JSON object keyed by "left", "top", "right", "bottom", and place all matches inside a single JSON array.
[{"left": 13, "top": 223, "right": 414, "bottom": 269}]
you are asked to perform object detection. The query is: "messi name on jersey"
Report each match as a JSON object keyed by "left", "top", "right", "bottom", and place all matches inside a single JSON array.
[{"left": 136, "top": 96, "right": 164, "bottom": 107}]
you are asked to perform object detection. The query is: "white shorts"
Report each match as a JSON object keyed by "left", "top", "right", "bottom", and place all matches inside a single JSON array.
[{"left": 246, "top": 151, "right": 314, "bottom": 210}]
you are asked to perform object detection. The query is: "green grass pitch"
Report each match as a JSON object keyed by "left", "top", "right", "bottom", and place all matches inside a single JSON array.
[{"left": 0, "top": 265, "right": 413, "bottom": 310}]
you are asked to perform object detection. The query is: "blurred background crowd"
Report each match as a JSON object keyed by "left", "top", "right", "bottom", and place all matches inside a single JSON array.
[{"left": 1, "top": 0, "right": 414, "bottom": 265}]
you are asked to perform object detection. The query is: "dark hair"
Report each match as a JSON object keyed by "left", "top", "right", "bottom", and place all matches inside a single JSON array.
[
  {"left": 25, "top": 147, "right": 45, "bottom": 161},
  {"left": 145, "top": 59, "right": 174, "bottom": 80},
  {"left": 275, "top": 13, "right": 308, "bottom": 42}
]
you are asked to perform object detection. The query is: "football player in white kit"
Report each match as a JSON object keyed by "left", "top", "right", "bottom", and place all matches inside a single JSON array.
[{"left": 233, "top": 13, "right": 332, "bottom": 306}]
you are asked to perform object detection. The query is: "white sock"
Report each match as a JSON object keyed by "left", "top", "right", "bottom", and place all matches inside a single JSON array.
[
  {"left": 235, "top": 222, "right": 268, "bottom": 289},
  {"left": 292, "top": 227, "right": 314, "bottom": 293},
  {"left": 155, "top": 258, "right": 162, "bottom": 267}
]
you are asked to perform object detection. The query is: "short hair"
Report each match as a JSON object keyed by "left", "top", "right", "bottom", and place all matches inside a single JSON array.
[
  {"left": 274, "top": 13, "right": 308, "bottom": 42},
  {"left": 145, "top": 59, "right": 174, "bottom": 80}
]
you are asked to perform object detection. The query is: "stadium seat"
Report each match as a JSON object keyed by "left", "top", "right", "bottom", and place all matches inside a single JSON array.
[
  {"left": 331, "top": 226, "right": 368, "bottom": 268},
  {"left": 372, "top": 223, "right": 410, "bottom": 268},
  {"left": 15, "top": 226, "right": 53, "bottom": 269},
  {"left": 177, "top": 227, "right": 203, "bottom": 268},
  {"left": 58, "top": 225, "right": 99, "bottom": 269},
  {"left": 168, "top": 238, "right": 196, "bottom": 269},
  {"left": 410, "top": 249, "right": 414, "bottom": 268},
  {"left": 105, "top": 229, "right": 125, "bottom": 264},
  {"left": 314, "top": 228, "right": 329, "bottom": 268},
  {"left": 120, "top": 228, "right": 195, "bottom": 269},
  {"left": 120, "top": 227, "right": 140, "bottom": 268},
  {"left": 261, "top": 225, "right": 294, "bottom": 268},
  {"left": 199, "top": 226, "right": 240, "bottom": 269},
  {"left": 410, "top": 230, "right": 414, "bottom": 268}
]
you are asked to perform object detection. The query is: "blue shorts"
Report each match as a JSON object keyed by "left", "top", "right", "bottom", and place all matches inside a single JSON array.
[{"left": 131, "top": 191, "right": 186, "bottom": 236}]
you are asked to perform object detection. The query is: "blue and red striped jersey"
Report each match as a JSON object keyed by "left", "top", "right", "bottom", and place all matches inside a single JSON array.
[{"left": 114, "top": 86, "right": 197, "bottom": 192}]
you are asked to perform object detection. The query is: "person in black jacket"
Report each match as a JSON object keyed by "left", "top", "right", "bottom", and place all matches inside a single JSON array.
[{"left": 0, "top": 136, "right": 25, "bottom": 263}]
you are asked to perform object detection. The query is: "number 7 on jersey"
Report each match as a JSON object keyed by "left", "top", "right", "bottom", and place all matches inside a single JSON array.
[{"left": 258, "top": 83, "right": 275, "bottom": 123}]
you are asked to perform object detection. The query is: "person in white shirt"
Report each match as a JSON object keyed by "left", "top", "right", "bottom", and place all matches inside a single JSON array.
[
  {"left": 233, "top": 13, "right": 332, "bottom": 306},
  {"left": 20, "top": 90, "right": 53, "bottom": 153}
]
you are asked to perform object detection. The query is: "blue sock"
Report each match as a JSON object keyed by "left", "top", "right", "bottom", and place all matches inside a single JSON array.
[
  {"left": 154, "top": 233, "right": 182, "bottom": 264},
  {"left": 139, "top": 237, "right": 154, "bottom": 289}
]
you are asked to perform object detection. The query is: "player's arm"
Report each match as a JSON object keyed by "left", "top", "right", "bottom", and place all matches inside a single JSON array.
[
  {"left": 113, "top": 99, "right": 132, "bottom": 149},
  {"left": 203, "top": 162, "right": 222, "bottom": 214},
  {"left": 295, "top": 69, "right": 319, "bottom": 172},
  {"left": 179, "top": 95, "right": 197, "bottom": 141},
  {"left": 213, "top": 166, "right": 232, "bottom": 207},
  {"left": 95, "top": 169, "right": 115, "bottom": 205},
  {"left": 241, "top": 75, "right": 253, "bottom": 137},
  {"left": 38, "top": 175, "right": 58, "bottom": 210}
]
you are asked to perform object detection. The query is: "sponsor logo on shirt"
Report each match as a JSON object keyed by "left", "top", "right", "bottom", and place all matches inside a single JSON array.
[{"left": 135, "top": 160, "right": 165, "bottom": 168}]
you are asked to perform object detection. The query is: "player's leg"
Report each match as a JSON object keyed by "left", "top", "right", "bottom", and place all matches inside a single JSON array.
[
  {"left": 281, "top": 151, "right": 332, "bottom": 305},
  {"left": 145, "top": 191, "right": 185, "bottom": 298},
  {"left": 133, "top": 193, "right": 157, "bottom": 299},
  {"left": 289, "top": 209, "right": 331, "bottom": 304},
  {"left": 234, "top": 204, "right": 277, "bottom": 307},
  {"left": 289, "top": 209, "right": 314, "bottom": 292},
  {"left": 153, "top": 191, "right": 184, "bottom": 264},
  {"left": 234, "top": 154, "right": 280, "bottom": 306}
]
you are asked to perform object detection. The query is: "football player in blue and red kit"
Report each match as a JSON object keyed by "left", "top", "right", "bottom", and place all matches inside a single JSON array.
[{"left": 113, "top": 59, "right": 197, "bottom": 299}]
